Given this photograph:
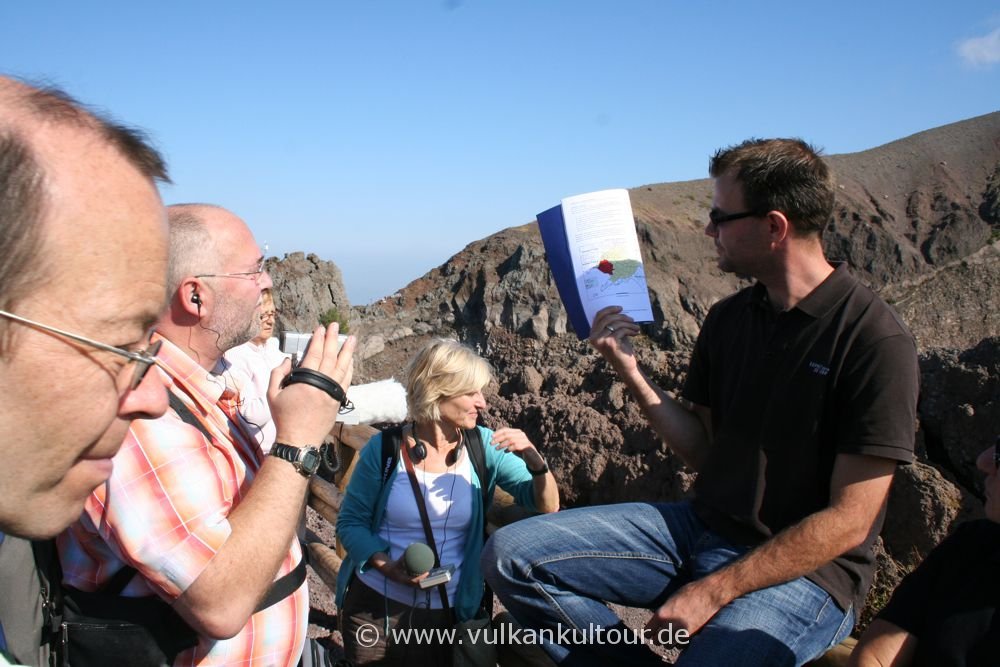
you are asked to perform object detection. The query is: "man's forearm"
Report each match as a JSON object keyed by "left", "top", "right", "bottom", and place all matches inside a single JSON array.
[
  {"left": 174, "top": 458, "right": 309, "bottom": 638},
  {"left": 588, "top": 306, "right": 710, "bottom": 469},
  {"left": 648, "top": 454, "right": 897, "bottom": 640},
  {"left": 702, "top": 503, "right": 869, "bottom": 607},
  {"left": 698, "top": 455, "right": 897, "bottom": 609},
  {"left": 647, "top": 500, "right": 876, "bottom": 639},
  {"left": 613, "top": 359, "right": 709, "bottom": 471},
  {"left": 176, "top": 324, "right": 353, "bottom": 638}
]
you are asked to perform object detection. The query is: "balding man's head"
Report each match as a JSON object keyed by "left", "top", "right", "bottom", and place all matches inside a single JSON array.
[
  {"left": 0, "top": 76, "right": 169, "bottom": 313},
  {"left": 166, "top": 204, "right": 219, "bottom": 293},
  {"left": 160, "top": 203, "right": 272, "bottom": 365},
  {"left": 0, "top": 76, "right": 171, "bottom": 537},
  {"left": 0, "top": 77, "right": 168, "bottom": 179}
]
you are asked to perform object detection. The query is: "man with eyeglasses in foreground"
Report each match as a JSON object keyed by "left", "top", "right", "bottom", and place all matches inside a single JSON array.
[
  {"left": 0, "top": 76, "right": 172, "bottom": 666},
  {"left": 484, "top": 139, "right": 920, "bottom": 665},
  {"left": 57, "top": 203, "right": 355, "bottom": 665}
]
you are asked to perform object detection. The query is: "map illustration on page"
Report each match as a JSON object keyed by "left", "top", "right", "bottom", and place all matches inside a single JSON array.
[{"left": 537, "top": 188, "right": 654, "bottom": 339}]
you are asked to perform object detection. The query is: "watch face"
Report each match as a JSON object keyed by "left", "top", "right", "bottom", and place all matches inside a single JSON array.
[{"left": 299, "top": 448, "right": 322, "bottom": 475}]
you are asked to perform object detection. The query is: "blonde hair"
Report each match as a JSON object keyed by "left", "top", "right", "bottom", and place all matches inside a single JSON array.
[
  {"left": 260, "top": 288, "right": 274, "bottom": 312},
  {"left": 405, "top": 339, "right": 493, "bottom": 423}
]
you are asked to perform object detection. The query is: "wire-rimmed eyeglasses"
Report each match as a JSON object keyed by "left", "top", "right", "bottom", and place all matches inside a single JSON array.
[
  {"left": 195, "top": 246, "right": 268, "bottom": 283},
  {"left": 0, "top": 309, "right": 161, "bottom": 390}
]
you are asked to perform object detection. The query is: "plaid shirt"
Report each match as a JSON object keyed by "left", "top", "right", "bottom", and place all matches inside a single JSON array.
[{"left": 58, "top": 334, "right": 308, "bottom": 666}]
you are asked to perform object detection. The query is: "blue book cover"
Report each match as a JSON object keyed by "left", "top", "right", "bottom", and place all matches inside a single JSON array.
[
  {"left": 538, "top": 189, "right": 653, "bottom": 340},
  {"left": 537, "top": 204, "right": 591, "bottom": 339}
]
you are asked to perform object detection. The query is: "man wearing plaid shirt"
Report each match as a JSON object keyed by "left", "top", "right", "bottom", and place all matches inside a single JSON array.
[{"left": 58, "top": 204, "right": 355, "bottom": 666}]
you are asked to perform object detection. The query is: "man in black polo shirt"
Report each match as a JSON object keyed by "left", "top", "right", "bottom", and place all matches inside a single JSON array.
[{"left": 483, "top": 138, "right": 919, "bottom": 666}]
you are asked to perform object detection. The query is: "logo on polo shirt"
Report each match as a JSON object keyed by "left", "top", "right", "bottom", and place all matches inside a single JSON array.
[{"left": 808, "top": 361, "right": 830, "bottom": 376}]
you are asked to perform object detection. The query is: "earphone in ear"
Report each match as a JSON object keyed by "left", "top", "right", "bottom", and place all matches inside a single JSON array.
[{"left": 191, "top": 293, "right": 201, "bottom": 305}]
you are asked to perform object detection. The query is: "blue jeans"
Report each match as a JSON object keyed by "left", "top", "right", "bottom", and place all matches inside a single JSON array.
[{"left": 482, "top": 502, "right": 854, "bottom": 666}]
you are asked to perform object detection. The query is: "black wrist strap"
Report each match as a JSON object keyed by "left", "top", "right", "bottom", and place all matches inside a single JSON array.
[
  {"left": 528, "top": 461, "right": 549, "bottom": 476},
  {"left": 279, "top": 367, "right": 346, "bottom": 403},
  {"left": 401, "top": 443, "right": 451, "bottom": 613},
  {"left": 271, "top": 443, "right": 300, "bottom": 464}
]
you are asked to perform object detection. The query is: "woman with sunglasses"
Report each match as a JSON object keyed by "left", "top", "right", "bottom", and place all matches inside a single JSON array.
[{"left": 849, "top": 437, "right": 1000, "bottom": 666}]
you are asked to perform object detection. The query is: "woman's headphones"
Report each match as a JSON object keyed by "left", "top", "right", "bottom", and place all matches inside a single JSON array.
[
  {"left": 409, "top": 423, "right": 465, "bottom": 464},
  {"left": 410, "top": 424, "right": 427, "bottom": 463}
]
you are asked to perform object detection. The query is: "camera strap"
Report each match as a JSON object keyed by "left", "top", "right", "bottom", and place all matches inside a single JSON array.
[{"left": 401, "top": 443, "right": 451, "bottom": 613}]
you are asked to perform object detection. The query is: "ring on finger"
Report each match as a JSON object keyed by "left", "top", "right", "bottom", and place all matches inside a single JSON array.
[{"left": 606, "top": 325, "right": 616, "bottom": 333}]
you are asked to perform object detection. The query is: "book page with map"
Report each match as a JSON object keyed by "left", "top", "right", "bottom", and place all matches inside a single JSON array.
[{"left": 537, "top": 188, "right": 653, "bottom": 338}]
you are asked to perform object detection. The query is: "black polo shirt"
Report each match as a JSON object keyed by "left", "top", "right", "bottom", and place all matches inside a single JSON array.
[
  {"left": 877, "top": 519, "right": 1000, "bottom": 666},
  {"left": 682, "top": 263, "right": 919, "bottom": 613}
]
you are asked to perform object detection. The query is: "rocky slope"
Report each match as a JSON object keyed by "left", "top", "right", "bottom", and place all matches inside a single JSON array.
[
  {"left": 266, "top": 251, "right": 351, "bottom": 335},
  {"left": 270, "top": 111, "right": 1000, "bottom": 631}
]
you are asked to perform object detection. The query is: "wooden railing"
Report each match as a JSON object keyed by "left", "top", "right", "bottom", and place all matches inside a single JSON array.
[{"left": 305, "top": 423, "right": 377, "bottom": 591}]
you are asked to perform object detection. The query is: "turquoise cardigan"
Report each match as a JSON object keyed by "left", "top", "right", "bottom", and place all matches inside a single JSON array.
[{"left": 335, "top": 426, "right": 539, "bottom": 621}]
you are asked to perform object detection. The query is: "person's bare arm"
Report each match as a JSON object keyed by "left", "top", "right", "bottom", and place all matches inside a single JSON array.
[
  {"left": 490, "top": 427, "right": 559, "bottom": 513},
  {"left": 173, "top": 324, "right": 354, "bottom": 638},
  {"left": 589, "top": 306, "right": 710, "bottom": 470},
  {"left": 646, "top": 453, "right": 897, "bottom": 638},
  {"left": 848, "top": 619, "right": 917, "bottom": 667}
]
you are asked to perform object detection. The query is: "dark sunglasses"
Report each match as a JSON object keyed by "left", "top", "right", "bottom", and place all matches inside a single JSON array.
[{"left": 708, "top": 209, "right": 764, "bottom": 226}]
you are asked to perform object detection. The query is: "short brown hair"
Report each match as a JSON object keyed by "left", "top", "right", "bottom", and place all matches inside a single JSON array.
[
  {"left": 709, "top": 138, "right": 834, "bottom": 236},
  {"left": 0, "top": 132, "right": 45, "bottom": 313}
]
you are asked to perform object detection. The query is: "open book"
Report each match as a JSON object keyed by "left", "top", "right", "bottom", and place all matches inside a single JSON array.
[{"left": 537, "top": 188, "right": 654, "bottom": 339}]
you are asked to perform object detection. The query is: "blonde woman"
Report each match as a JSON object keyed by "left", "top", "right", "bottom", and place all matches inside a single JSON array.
[
  {"left": 221, "top": 288, "right": 283, "bottom": 451},
  {"left": 336, "top": 339, "right": 559, "bottom": 665}
]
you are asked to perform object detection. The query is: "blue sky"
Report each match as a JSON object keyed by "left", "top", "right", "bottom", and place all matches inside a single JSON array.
[{"left": 3, "top": 1, "right": 998, "bottom": 304}]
